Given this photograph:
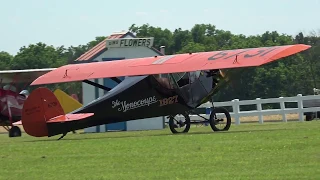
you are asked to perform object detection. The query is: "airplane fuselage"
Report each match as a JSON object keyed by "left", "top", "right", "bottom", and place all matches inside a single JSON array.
[
  {"left": 47, "top": 75, "right": 192, "bottom": 136},
  {"left": 46, "top": 69, "right": 240, "bottom": 137}
]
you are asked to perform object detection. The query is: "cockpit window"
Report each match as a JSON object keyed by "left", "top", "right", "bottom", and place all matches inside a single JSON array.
[
  {"left": 153, "top": 74, "right": 176, "bottom": 89},
  {"left": 171, "top": 72, "right": 186, "bottom": 82},
  {"left": 189, "top": 71, "right": 201, "bottom": 83},
  {"left": 154, "top": 71, "right": 203, "bottom": 89}
]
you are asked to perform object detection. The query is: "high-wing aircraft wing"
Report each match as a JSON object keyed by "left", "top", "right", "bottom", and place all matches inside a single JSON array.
[
  {"left": 0, "top": 68, "right": 56, "bottom": 84},
  {"left": 31, "top": 44, "right": 311, "bottom": 85}
]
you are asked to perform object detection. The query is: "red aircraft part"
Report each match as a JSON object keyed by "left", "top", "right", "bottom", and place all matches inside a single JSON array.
[
  {"left": 0, "top": 91, "right": 25, "bottom": 117},
  {"left": 21, "top": 87, "right": 93, "bottom": 137},
  {"left": 30, "top": 44, "right": 311, "bottom": 86}
]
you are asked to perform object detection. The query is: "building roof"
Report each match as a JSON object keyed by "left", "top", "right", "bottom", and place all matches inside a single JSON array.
[
  {"left": 75, "top": 31, "right": 128, "bottom": 62},
  {"left": 75, "top": 31, "right": 163, "bottom": 62}
]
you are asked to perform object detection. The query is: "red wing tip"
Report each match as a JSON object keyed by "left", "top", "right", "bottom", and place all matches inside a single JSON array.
[
  {"left": 298, "top": 44, "right": 311, "bottom": 48},
  {"left": 47, "top": 113, "right": 94, "bottom": 123}
]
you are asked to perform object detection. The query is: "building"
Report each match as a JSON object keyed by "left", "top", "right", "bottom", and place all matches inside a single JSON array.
[{"left": 75, "top": 31, "right": 165, "bottom": 133}]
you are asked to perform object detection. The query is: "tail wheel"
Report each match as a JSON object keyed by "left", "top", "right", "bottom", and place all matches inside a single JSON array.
[
  {"left": 9, "top": 126, "right": 22, "bottom": 137},
  {"left": 209, "top": 107, "right": 231, "bottom": 131},
  {"left": 168, "top": 112, "right": 190, "bottom": 134}
]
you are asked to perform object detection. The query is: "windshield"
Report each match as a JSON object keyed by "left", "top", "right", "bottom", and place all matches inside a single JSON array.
[
  {"left": 171, "top": 72, "right": 186, "bottom": 82},
  {"left": 153, "top": 71, "right": 202, "bottom": 89}
]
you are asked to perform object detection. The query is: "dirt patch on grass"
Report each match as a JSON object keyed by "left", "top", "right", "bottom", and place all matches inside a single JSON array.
[{"left": 236, "top": 113, "right": 299, "bottom": 123}]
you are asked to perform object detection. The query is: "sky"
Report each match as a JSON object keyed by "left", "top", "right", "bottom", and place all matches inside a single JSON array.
[{"left": 0, "top": 0, "right": 319, "bottom": 55}]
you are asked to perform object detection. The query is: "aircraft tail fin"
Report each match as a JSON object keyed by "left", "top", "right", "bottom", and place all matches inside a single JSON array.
[
  {"left": 21, "top": 87, "right": 93, "bottom": 137},
  {"left": 53, "top": 89, "right": 82, "bottom": 114}
]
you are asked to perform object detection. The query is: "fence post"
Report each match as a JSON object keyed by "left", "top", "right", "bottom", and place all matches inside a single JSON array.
[
  {"left": 279, "top": 97, "right": 287, "bottom": 122},
  {"left": 256, "top": 98, "right": 263, "bottom": 124},
  {"left": 297, "top": 94, "right": 304, "bottom": 121},
  {"left": 233, "top": 99, "right": 240, "bottom": 125}
]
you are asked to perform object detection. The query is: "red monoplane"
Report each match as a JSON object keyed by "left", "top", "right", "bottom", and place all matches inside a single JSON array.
[{"left": 14, "top": 44, "right": 311, "bottom": 140}]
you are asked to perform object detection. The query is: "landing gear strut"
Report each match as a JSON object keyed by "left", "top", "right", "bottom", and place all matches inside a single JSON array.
[{"left": 9, "top": 126, "right": 21, "bottom": 137}]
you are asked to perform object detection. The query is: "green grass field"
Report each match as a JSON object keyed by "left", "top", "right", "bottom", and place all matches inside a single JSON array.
[{"left": 0, "top": 121, "right": 319, "bottom": 180}]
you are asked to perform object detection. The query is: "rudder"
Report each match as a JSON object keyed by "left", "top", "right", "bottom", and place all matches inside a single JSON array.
[{"left": 22, "top": 87, "right": 64, "bottom": 137}]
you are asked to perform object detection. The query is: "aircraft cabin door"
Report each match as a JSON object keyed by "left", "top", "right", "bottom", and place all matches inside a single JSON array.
[
  {"left": 188, "top": 71, "right": 213, "bottom": 106},
  {"left": 172, "top": 71, "right": 213, "bottom": 108}
]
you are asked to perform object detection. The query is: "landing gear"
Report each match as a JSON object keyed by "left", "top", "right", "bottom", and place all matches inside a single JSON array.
[
  {"left": 168, "top": 112, "right": 191, "bottom": 133},
  {"left": 209, "top": 106, "right": 231, "bottom": 131},
  {"left": 9, "top": 126, "right": 21, "bottom": 137},
  {"left": 167, "top": 106, "right": 232, "bottom": 134}
]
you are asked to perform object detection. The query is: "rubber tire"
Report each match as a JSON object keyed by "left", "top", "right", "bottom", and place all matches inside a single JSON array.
[
  {"left": 209, "top": 106, "right": 231, "bottom": 131},
  {"left": 305, "top": 113, "right": 314, "bottom": 121},
  {"left": 169, "top": 112, "right": 191, "bottom": 134},
  {"left": 9, "top": 126, "right": 22, "bottom": 137}
]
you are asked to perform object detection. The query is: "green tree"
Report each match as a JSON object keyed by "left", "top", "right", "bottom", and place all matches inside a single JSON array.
[
  {"left": 129, "top": 23, "right": 174, "bottom": 54},
  {"left": 11, "top": 42, "right": 67, "bottom": 69},
  {"left": 171, "top": 28, "right": 193, "bottom": 54},
  {"left": 0, "top": 51, "right": 13, "bottom": 70}
]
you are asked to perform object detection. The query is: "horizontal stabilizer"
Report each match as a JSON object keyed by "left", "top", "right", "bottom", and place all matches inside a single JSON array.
[
  {"left": 47, "top": 113, "right": 94, "bottom": 123},
  {"left": 12, "top": 121, "right": 22, "bottom": 125},
  {"left": 13, "top": 113, "right": 94, "bottom": 125}
]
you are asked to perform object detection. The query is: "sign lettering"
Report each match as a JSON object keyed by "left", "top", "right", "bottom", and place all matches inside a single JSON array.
[
  {"left": 208, "top": 47, "right": 280, "bottom": 61},
  {"left": 159, "top": 95, "right": 178, "bottom": 107},
  {"left": 112, "top": 96, "right": 157, "bottom": 112},
  {"left": 106, "top": 37, "right": 154, "bottom": 48}
]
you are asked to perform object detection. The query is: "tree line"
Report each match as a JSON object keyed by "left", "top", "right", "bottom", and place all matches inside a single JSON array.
[{"left": 0, "top": 23, "right": 319, "bottom": 105}]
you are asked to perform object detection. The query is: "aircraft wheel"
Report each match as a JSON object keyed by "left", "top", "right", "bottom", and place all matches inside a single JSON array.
[
  {"left": 9, "top": 126, "right": 22, "bottom": 137},
  {"left": 305, "top": 113, "right": 314, "bottom": 121},
  {"left": 209, "top": 107, "right": 231, "bottom": 131},
  {"left": 168, "top": 112, "right": 190, "bottom": 134}
]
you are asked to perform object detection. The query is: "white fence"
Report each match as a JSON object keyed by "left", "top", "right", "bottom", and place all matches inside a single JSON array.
[{"left": 184, "top": 94, "right": 320, "bottom": 124}]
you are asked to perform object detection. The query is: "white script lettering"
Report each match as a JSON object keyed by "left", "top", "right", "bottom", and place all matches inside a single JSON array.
[{"left": 112, "top": 96, "right": 157, "bottom": 112}]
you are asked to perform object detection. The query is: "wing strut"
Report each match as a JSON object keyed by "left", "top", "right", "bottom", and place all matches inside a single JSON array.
[
  {"left": 83, "top": 80, "right": 111, "bottom": 91},
  {"left": 111, "top": 77, "right": 122, "bottom": 84}
]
